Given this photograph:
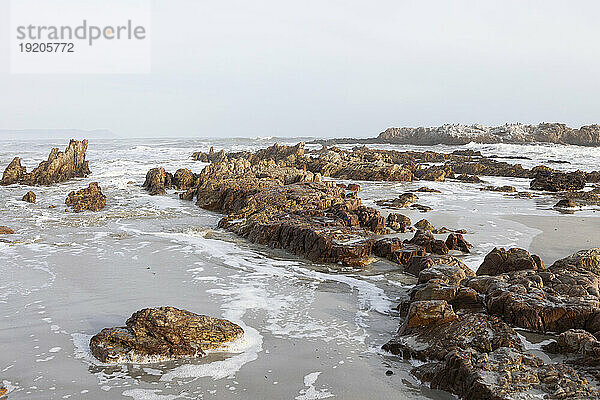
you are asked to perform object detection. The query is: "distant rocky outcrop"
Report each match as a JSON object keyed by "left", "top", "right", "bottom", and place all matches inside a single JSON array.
[
  {"left": 1, "top": 139, "right": 90, "bottom": 186},
  {"left": 65, "top": 182, "right": 106, "bottom": 212},
  {"left": 89, "top": 307, "right": 244, "bottom": 363},
  {"left": 378, "top": 123, "right": 600, "bottom": 146}
]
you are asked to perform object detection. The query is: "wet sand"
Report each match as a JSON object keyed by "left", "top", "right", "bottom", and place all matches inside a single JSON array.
[{"left": 504, "top": 214, "right": 600, "bottom": 265}]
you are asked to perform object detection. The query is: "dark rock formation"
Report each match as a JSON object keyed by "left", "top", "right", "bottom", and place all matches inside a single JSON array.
[
  {"left": 477, "top": 247, "right": 544, "bottom": 276},
  {"left": 65, "top": 182, "right": 106, "bottom": 212},
  {"left": 405, "top": 230, "right": 449, "bottom": 255},
  {"left": 22, "top": 190, "right": 36, "bottom": 203},
  {"left": 1, "top": 139, "right": 90, "bottom": 186},
  {"left": 385, "top": 249, "right": 600, "bottom": 399},
  {"left": 531, "top": 169, "right": 587, "bottom": 192},
  {"left": 90, "top": 307, "right": 244, "bottom": 363},
  {"left": 445, "top": 233, "right": 471, "bottom": 253},
  {"left": 384, "top": 302, "right": 597, "bottom": 399},
  {"left": 555, "top": 198, "right": 577, "bottom": 208}
]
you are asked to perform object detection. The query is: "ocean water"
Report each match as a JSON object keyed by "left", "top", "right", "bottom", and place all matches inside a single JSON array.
[{"left": 0, "top": 137, "right": 598, "bottom": 400}]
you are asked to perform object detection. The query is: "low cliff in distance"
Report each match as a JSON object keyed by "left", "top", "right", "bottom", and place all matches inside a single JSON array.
[{"left": 314, "top": 123, "right": 600, "bottom": 146}]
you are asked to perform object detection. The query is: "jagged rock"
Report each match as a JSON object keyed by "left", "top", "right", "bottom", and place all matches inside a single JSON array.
[
  {"left": 1, "top": 157, "right": 26, "bottom": 185},
  {"left": 465, "top": 248, "right": 600, "bottom": 334},
  {"left": 65, "top": 182, "right": 106, "bottom": 212},
  {"left": 383, "top": 303, "right": 598, "bottom": 400},
  {"left": 414, "top": 219, "right": 434, "bottom": 231},
  {"left": 22, "top": 190, "right": 36, "bottom": 203},
  {"left": 477, "top": 247, "right": 543, "bottom": 276},
  {"left": 531, "top": 169, "right": 586, "bottom": 192},
  {"left": 0, "top": 226, "right": 14, "bottom": 234},
  {"left": 143, "top": 167, "right": 168, "bottom": 195},
  {"left": 1, "top": 140, "right": 90, "bottom": 186},
  {"left": 445, "top": 233, "right": 472, "bottom": 253},
  {"left": 555, "top": 198, "right": 577, "bottom": 208},
  {"left": 386, "top": 213, "right": 411, "bottom": 232},
  {"left": 173, "top": 168, "right": 195, "bottom": 190},
  {"left": 90, "top": 307, "right": 244, "bottom": 363},
  {"left": 406, "top": 230, "right": 448, "bottom": 255},
  {"left": 159, "top": 157, "right": 387, "bottom": 267}
]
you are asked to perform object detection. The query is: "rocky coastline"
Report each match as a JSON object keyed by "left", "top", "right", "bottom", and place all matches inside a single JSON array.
[
  {"left": 139, "top": 141, "right": 600, "bottom": 399},
  {"left": 312, "top": 122, "right": 600, "bottom": 147}
]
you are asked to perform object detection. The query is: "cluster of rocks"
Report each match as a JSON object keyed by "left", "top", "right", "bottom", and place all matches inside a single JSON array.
[
  {"left": 191, "top": 143, "right": 600, "bottom": 213},
  {"left": 146, "top": 144, "right": 477, "bottom": 267},
  {"left": 90, "top": 307, "right": 243, "bottom": 363},
  {"left": 384, "top": 247, "right": 600, "bottom": 399},
  {"left": 0, "top": 140, "right": 110, "bottom": 212},
  {"left": 0, "top": 139, "right": 90, "bottom": 186}
]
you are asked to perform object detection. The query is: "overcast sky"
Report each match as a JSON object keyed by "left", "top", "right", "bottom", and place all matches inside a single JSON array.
[{"left": 1, "top": 0, "right": 600, "bottom": 138}]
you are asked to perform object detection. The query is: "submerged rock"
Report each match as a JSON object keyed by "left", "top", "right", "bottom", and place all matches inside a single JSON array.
[
  {"left": 65, "top": 182, "right": 106, "bottom": 212},
  {"left": 0, "top": 226, "right": 14, "bottom": 234},
  {"left": 555, "top": 198, "right": 577, "bottom": 208},
  {"left": 1, "top": 140, "right": 90, "bottom": 186},
  {"left": 90, "top": 306, "right": 244, "bottom": 363},
  {"left": 22, "top": 190, "right": 36, "bottom": 203}
]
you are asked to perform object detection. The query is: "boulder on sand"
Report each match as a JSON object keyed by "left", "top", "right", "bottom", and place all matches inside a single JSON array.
[{"left": 90, "top": 306, "right": 244, "bottom": 363}]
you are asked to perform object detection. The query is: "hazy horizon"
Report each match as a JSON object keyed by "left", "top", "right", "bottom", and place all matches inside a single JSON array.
[{"left": 2, "top": 0, "right": 600, "bottom": 138}]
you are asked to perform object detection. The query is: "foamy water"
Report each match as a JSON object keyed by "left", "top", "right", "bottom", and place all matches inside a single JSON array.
[{"left": 0, "top": 137, "right": 597, "bottom": 399}]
